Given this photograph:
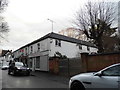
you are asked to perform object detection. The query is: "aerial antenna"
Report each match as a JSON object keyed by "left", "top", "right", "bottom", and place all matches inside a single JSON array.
[{"left": 47, "top": 18, "right": 54, "bottom": 32}]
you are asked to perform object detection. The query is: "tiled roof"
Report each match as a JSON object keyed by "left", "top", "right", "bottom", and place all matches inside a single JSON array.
[
  {"left": 14, "top": 32, "right": 97, "bottom": 52},
  {"left": 48, "top": 33, "right": 96, "bottom": 47}
]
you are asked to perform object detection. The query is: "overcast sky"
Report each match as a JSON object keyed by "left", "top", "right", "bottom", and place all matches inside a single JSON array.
[{"left": 0, "top": 0, "right": 119, "bottom": 51}]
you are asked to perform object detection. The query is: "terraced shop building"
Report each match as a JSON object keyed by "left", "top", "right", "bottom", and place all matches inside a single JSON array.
[{"left": 13, "top": 32, "right": 98, "bottom": 71}]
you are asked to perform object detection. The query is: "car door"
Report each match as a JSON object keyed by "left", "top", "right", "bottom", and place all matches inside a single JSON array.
[
  {"left": 119, "top": 79, "right": 120, "bottom": 90},
  {"left": 91, "top": 64, "right": 120, "bottom": 89},
  {"left": 118, "top": 68, "right": 120, "bottom": 90}
]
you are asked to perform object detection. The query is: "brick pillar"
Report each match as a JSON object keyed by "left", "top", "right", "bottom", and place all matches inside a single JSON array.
[
  {"left": 81, "top": 53, "right": 89, "bottom": 73},
  {"left": 49, "top": 57, "right": 59, "bottom": 74},
  {"left": 54, "top": 58, "right": 59, "bottom": 74}
]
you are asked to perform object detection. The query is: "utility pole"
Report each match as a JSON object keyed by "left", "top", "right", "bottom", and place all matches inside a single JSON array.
[{"left": 47, "top": 18, "right": 54, "bottom": 32}]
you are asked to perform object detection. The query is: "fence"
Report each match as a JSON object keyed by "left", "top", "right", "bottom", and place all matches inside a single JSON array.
[
  {"left": 49, "top": 57, "right": 82, "bottom": 77},
  {"left": 49, "top": 52, "right": 120, "bottom": 77},
  {"left": 81, "top": 52, "right": 120, "bottom": 72}
]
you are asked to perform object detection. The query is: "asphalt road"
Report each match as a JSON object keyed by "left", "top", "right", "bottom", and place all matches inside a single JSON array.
[{"left": 1, "top": 70, "right": 68, "bottom": 89}]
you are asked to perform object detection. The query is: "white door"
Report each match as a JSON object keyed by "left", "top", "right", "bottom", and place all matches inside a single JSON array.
[
  {"left": 29, "top": 58, "right": 32, "bottom": 69},
  {"left": 92, "top": 65, "right": 120, "bottom": 88},
  {"left": 31, "top": 58, "right": 35, "bottom": 71},
  {"left": 40, "top": 55, "right": 48, "bottom": 71}
]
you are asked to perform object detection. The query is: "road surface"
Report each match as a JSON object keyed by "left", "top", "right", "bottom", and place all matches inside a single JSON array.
[{"left": 2, "top": 70, "right": 68, "bottom": 89}]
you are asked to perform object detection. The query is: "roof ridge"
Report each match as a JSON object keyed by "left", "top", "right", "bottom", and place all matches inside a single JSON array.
[{"left": 13, "top": 32, "right": 97, "bottom": 52}]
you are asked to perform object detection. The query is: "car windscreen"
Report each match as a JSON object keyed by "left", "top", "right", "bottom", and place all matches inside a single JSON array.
[
  {"left": 15, "top": 62, "right": 24, "bottom": 67},
  {"left": 3, "top": 62, "right": 9, "bottom": 66}
]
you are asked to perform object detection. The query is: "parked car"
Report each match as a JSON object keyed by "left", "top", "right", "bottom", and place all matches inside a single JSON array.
[
  {"left": 1, "top": 62, "right": 9, "bottom": 70},
  {"left": 1, "top": 64, "right": 9, "bottom": 70},
  {"left": 69, "top": 63, "right": 120, "bottom": 90},
  {"left": 8, "top": 62, "right": 31, "bottom": 76}
]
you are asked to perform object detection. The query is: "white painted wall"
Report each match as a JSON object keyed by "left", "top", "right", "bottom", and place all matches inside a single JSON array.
[
  {"left": 13, "top": 37, "right": 98, "bottom": 72},
  {"left": 28, "top": 39, "right": 50, "bottom": 58},
  {"left": 13, "top": 38, "right": 98, "bottom": 59},
  {"left": 13, "top": 51, "right": 19, "bottom": 58},
  {"left": 40, "top": 39, "right": 50, "bottom": 52},
  {"left": 24, "top": 47, "right": 28, "bottom": 56},
  {"left": 13, "top": 39, "right": 51, "bottom": 59},
  {"left": 49, "top": 38, "right": 98, "bottom": 58},
  {"left": 29, "top": 39, "right": 50, "bottom": 54},
  {"left": 89, "top": 47, "right": 98, "bottom": 54}
]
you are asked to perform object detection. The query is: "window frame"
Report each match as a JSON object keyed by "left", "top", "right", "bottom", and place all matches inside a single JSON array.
[
  {"left": 55, "top": 39, "right": 61, "bottom": 47},
  {"left": 102, "top": 65, "right": 120, "bottom": 76},
  {"left": 35, "top": 56, "right": 40, "bottom": 69},
  {"left": 37, "top": 43, "right": 40, "bottom": 51},
  {"left": 25, "top": 48, "right": 27, "bottom": 55},
  {"left": 79, "top": 44, "right": 82, "bottom": 50},
  {"left": 31, "top": 46, "right": 33, "bottom": 53},
  {"left": 87, "top": 46, "right": 90, "bottom": 51}
]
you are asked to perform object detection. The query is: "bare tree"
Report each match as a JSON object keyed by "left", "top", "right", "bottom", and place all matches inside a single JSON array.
[
  {"left": 74, "top": 1, "right": 117, "bottom": 53},
  {"left": 0, "top": 0, "right": 9, "bottom": 42}
]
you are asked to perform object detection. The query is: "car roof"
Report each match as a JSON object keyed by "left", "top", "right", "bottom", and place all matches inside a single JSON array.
[{"left": 109, "top": 63, "right": 120, "bottom": 67}]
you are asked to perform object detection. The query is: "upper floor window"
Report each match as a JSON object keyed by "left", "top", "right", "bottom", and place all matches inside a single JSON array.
[
  {"left": 79, "top": 44, "right": 82, "bottom": 50},
  {"left": 25, "top": 48, "right": 27, "bottom": 55},
  {"left": 20, "top": 49, "right": 24, "bottom": 54},
  {"left": 37, "top": 43, "right": 40, "bottom": 51},
  {"left": 55, "top": 39, "right": 61, "bottom": 47},
  {"left": 87, "top": 46, "right": 90, "bottom": 51},
  {"left": 31, "top": 46, "right": 33, "bottom": 53}
]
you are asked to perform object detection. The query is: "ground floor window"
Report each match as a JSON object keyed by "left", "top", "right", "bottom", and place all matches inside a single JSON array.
[
  {"left": 29, "top": 58, "right": 32, "bottom": 68},
  {"left": 36, "top": 56, "right": 40, "bottom": 69}
]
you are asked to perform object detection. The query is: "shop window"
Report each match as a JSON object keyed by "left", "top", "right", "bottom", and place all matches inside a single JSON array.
[
  {"left": 29, "top": 58, "right": 32, "bottom": 68},
  {"left": 36, "top": 57, "right": 40, "bottom": 68}
]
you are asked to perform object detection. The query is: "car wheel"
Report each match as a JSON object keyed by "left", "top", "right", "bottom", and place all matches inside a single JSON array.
[{"left": 70, "top": 81, "right": 85, "bottom": 90}]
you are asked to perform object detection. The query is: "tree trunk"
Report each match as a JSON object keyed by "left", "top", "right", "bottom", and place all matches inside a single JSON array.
[{"left": 95, "top": 37, "right": 104, "bottom": 53}]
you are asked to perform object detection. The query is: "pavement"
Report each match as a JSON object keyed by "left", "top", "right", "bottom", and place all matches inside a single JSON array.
[{"left": 30, "top": 71, "right": 70, "bottom": 85}]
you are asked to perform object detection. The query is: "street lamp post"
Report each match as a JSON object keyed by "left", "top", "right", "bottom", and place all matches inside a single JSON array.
[{"left": 47, "top": 18, "right": 54, "bottom": 32}]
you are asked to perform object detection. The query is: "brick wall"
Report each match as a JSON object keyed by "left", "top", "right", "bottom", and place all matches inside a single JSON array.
[{"left": 49, "top": 58, "right": 59, "bottom": 74}]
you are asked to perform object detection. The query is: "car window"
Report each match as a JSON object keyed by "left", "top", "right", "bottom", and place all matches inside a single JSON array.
[
  {"left": 102, "top": 65, "right": 120, "bottom": 76},
  {"left": 15, "top": 62, "right": 24, "bottom": 67},
  {"left": 2, "top": 61, "right": 8, "bottom": 65}
]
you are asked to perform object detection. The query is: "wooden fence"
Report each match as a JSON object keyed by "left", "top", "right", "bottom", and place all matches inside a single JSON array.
[
  {"left": 49, "top": 57, "right": 82, "bottom": 77},
  {"left": 49, "top": 52, "right": 120, "bottom": 77},
  {"left": 81, "top": 52, "right": 120, "bottom": 72}
]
